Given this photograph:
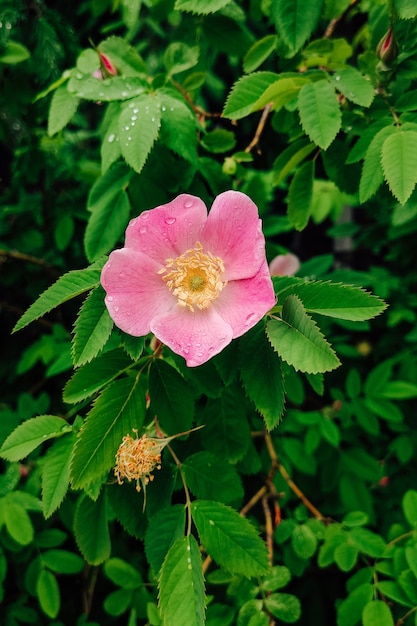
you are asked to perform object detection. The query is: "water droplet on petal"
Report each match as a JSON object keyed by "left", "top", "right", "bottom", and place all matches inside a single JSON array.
[
  {"left": 139, "top": 226, "right": 147, "bottom": 234},
  {"left": 165, "top": 217, "right": 176, "bottom": 225},
  {"left": 107, "top": 296, "right": 114, "bottom": 302},
  {"left": 114, "top": 306, "right": 119, "bottom": 312},
  {"left": 141, "top": 211, "right": 150, "bottom": 219},
  {"left": 245, "top": 312, "right": 257, "bottom": 325},
  {"left": 184, "top": 199, "right": 193, "bottom": 208}
]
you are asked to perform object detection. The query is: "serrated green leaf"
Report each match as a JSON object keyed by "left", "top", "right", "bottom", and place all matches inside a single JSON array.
[
  {"left": 70, "top": 375, "right": 146, "bottom": 489},
  {"left": 36, "top": 569, "right": 60, "bottom": 618},
  {"left": 288, "top": 159, "right": 315, "bottom": 230},
  {"left": 272, "top": 276, "right": 387, "bottom": 321},
  {"left": 298, "top": 80, "right": 341, "bottom": 149},
  {"left": 63, "top": 348, "right": 133, "bottom": 404},
  {"left": 74, "top": 492, "right": 111, "bottom": 565},
  {"left": 3, "top": 495, "right": 34, "bottom": 545},
  {"left": 244, "top": 35, "right": 278, "bottom": 73},
  {"left": 267, "top": 295, "right": 341, "bottom": 374},
  {"left": 393, "top": 0, "right": 417, "bottom": 19},
  {"left": 145, "top": 505, "right": 186, "bottom": 573},
  {"left": 362, "top": 600, "right": 395, "bottom": 626},
  {"left": 158, "top": 92, "right": 198, "bottom": 163},
  {"left": 163, "top": 42, "right": 199, "bottom": 76},
  {"left": 272, "top": 138, "right": 316, "bottom": 186},
  {"left": 359, "top": 125, "right": 397, "bottom": 203},
  {"left": 381, "top": 130, "right": 417, "bottom": 204},
  {"left": 68, "top": 73, "right": 147, "bottom": 101},
  {"left": 403, "top": 490, "right": 417, "bottom": 526},
  {"left": 104, "top": 557, "right": 142, "bottom": 588},
  {"left": 174, "top": 0, "right": 232, "bottom": 13},
  {"left": 264, "top": 593, "right": 301, "bottom": 623},
  {"left": 158, "top": 535, "right": 206, "bottom": 626},
  {"left": 42, "top": 433, "right": 75, "bottom": 518},
  {"left": 85, "top": 188, "right": 130, "bottom": 262},
  {"left": 149, "top": 360, "right": 194, "bottom": 434},
  {"left": 239, "top": 322, "right": 285, "bottom": 430},
  {"left": 72, "top": 287, "right": 113, "bottom": 367},
  {"left": 183, "top": 451, "right": 244, "bottom": 504},
  {"left": 0, "top": 415, "right": 69, "bottom": 462},
  {"left": 253, "top": 75, "right": 308, "bottom": 112},
  {"left": 331, "top": 67, "right": 374, "bottom": 107},
  {"left": 191, "top": 500, "right": 270, "bottom": 577},
  {"left": 98, "top": 36, "right": 147, "bottom": 75},
  {"left": 223, "top": 72, "right": 279, "bottom": 120},
  {"left": 48, "top": 85, "right": 80, "bottom": 136},
  {"left": 13, "top": 264, "right": 104, "bottom": 333},
  {"left": 119, "top": 95, "right": 161, "bottom": 173},
  {"left": 261, "top": 566, "right": 292, "bottom": 592},
  {"left": 272, "top": 0, "right": 323, "bottom": 56}
]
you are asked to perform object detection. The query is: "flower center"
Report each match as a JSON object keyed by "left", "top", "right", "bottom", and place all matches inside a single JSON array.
[{"left": 158, "top": 241, "right": 226, "bottom": 312}]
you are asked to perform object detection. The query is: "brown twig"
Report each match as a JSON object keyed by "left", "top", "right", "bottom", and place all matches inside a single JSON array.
[
  {"left": 172, "top": 80, "right": 222, "bottom": 122},
  {"left": 82, "top": 565, "right": 99, "bottom": 617},
  {"left": 324, "top": 0, "right": 361, "bottom": 38},
  {"left": 244, "top": 104, "right": 273, "bottom": 154},
  {"left": 0, "top": 248, "right": 60, "bottom": 276}
]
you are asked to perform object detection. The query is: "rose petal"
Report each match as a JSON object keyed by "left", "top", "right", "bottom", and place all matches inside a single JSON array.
[
  {"left": 124, "top": 194, "right": 207, "bottom": 262},
  {"left": 269, "top": 253, "right": 300, "bottom": 277},
  {"left": 212, "top": 259, "right": 276, "bottom": 338},
  {"left": 101, "top": 249, "right": 175, "bottom": 336},
  {"left": 201, "top": 190, "right": 266, "bottom": 280},
  {"left": 151, "top": 306, "right": 233, "bottom": 367}
]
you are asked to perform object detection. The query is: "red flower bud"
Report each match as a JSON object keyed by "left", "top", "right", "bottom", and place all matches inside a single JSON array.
[
  {"left": 376, "top": 26, "right": 398, "bottom": 65},
  {"left": 98, "top": 51, "right": 118, "bottom": 78}
]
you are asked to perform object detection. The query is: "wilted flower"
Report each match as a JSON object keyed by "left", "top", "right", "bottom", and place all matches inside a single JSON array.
[
  {"left": 101, "top": 191, "right": 275, "bottom": 367},
  {"left": 269, "top": 253, "right": 300, "bottom": 277},
  {"left": 114, "top": 430, "right": 165, "bottom": 494}
]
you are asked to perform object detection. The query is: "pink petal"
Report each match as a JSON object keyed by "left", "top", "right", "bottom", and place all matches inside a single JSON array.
[
  {"left": 101, "top": 249, "right": 175, "bottom": 336},
  {"left": 124, "top": 194, "right": 207, "bottom": 262},
  {"left": 151, "top": 306, "right": 233, "bottom": 367},
  {"left": 201, "top": 190, "right": 266, "bottom": 280},
  {"left": 269, "top": 253, "right": 300, "bottom": 277},
  {"left": 212, "top": 259, "right": 276, "bottom": 338}
]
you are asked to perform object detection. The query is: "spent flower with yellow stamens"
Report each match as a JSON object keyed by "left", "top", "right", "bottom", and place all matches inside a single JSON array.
[{"left": 114, "top": 430, "right": 165, "bottom": 493}]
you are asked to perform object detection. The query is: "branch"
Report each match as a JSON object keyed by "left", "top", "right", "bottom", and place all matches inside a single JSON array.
[
  {"left": 244, "top": 104, "right": 273, "bottom": 154},
  {"left": 324, "top": 0, "right": 361, "bottom": 39}
]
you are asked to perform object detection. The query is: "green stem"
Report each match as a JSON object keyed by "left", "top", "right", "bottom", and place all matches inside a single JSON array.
[{"left": 167, "top": 443, "right": 193, "bottom": 536}]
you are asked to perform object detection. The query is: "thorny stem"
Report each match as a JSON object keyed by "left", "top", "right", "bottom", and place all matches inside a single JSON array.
[
  {"left": 167, "top": 443, "right": 193, "bottom": 536},
  {"left": 244, "top": 103, "right": 273, "bottom": 154}
]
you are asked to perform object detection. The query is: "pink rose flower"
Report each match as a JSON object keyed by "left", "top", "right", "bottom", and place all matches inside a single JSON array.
[
  {"left": 269, "top": 253, "right": 300, "bottom": 277},
  {"left": 101, "top": 191, "right": 275, "bottom": 367}
]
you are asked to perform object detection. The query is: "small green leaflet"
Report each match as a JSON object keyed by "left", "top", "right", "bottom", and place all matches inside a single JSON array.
[
  {"left": 264, "top": 593, "right": 301, "bottom": 623},
  {"left": 104, "top": 557, "right": 143, "bottom": 588},
  {"left": 0, "top": 415, "right": 70, "bottom": 462},
  {"left": 158, "top": 535, "right": 206, "bottom": 626},
  {"left": 157, "top": 91, "right": 198, "bottom": 164},
  {"left": 381, "top": 130, "right": 417, "bottom": 204},
  {"left": 243, "top": 35, "right": 278, "bottom": 74},
  {"left": 67, "top": 73, "right": 147, "bottom": 102},
  {"left": 175, "top": 0, "right": 232, "bottom": 14},
  {"left": 70, "top": 375, "right": 146, "bottom": 489},
  {"left": 359, "top": 125, "right": 396, "bottom": 203},
  {"left": 239, "top": 322, "right": 285, "bottom": 430},
  {"left": 272, "top": 138, "right": 316, "bottom": 186},
  {"left": 267, "top": 295, "right": 341, "bottom": 374},
  {"left": 163, "top": 42, "right": 199, "bottom": 76},
  {"left": 13, "top": 262, "right": 104, "bottom": 333},
  {"left": 403, "top": 489, "right": 417, "bottom": 526},
  {"left": 73, "top": 492, "right": 111, "bottom": 565},
  {"left": 331, "top": 67, "right": 375, "bottom": 107},
  {"left": 191, "top": 500, "right": 270, "bottom": 577},
  {"left": 271, "top": 0, "right": 323, "bottom": 57},
  {"left": 393, "top": 0, "right": 417, "bottom": 19},
  {"left": 48, "top": 84, "right": 80, "bottom": 136},
  {"left": 222, "top": 72, "right": 279, "bottom": 120},
  {"left": 273, "top": 276, "right": 387, "bottom": 321},
  {"left": 149, "top": 360, "right": 194, "bottom": 434},
  {"left": 119, "top": 94, "right": 161, "bottom": 173},
  {"left": 288, "top": 159, "right": 315, "bottom": 230},
  {"left": 362, "top": 600, "right": 394, "bottom": 626},
  {"left": 42, "top": 433, "right": 76, "bottom": 518},
  {"left": 36, "top": 569, "right": 60, "bottom": 618},
  {"left": 253, "top": 76, "right": 308, "bottom": 112},
  {"left": 145, "top": 505, "right": 186, "bottom": 573},
  {"left": 298, "top": 80, "right": 341, "bottom": 150},
  {"left": 72, "top": 286, "right": 113, "bottom": 367},
  {"left": 183, "top": 451, "right": 244, "bottom": 504}
]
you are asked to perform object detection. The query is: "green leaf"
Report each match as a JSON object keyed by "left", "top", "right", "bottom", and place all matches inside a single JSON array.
[
  {"left": 337, "top": 583, "right": 373, "bottom": 626},
  {"left": 266, "top": 295, "right": 341, "bottom": 374},
  {"left": 158, "top": 535, "right": 206, "bottom": 626},
  {"left": 377, "top": 580, "right": 413, "bottom": 608},
  {"left": 359, "top": 126, "right": 396, "bottom": 203},
  {"left": 42, "top": 433, "right": 75, "bottom": 518},
  {"left": 191, "top": 500, "right": 270, "bottom": 577},
  {"left": 291, "top": 524, "right": 318, "bottom": 559},
  {"left": 48, "top": 85, "right": 80, "bottom": 136},
  {"left": 362, "top": 600, "right": 395, "bottom": 625},
  {"left": 104, "top": 557, "right": 142, "bottom": 589},
  {"left": 70, "top": 375, "right": 146, "bottom": 489},
  {"left": 68, "top": 73, "right": 147, "bottom": 101},
  {"left": 73, "top": 492, "right": 111, "bottom": 565},
  {"left": 3, "top": 495, "right": 34, "bottom": 545},
  {"left": 349, "top": 528, "right": 386, "bottom": 558},
  {"left": 163, "top": 42, "right": 199, "bottom": 76},
  {"left": 41, "top": 550, "right": 84, "bottom": 574},
  {"left": 334, "top": 542, "right": 358, "bottom": 571},
  {"left": 379, "top": 381, "right": 417, "bottom": 399},
  {"left": 272, "top": 138, "right": 316, "bottom": 186},
  {"left": 158, "top": 91, "right": 198, "bottom": 163},
  {"left": 264, "top": 593, "right": 301, "bottom": 623},
  {"left": 287, "top": 159, "right": 315, "bottom": 230},
  {"left": 298, "top": 80, "right": 341, "bottom": 149},
  {"left": 201, "top": 129, "right": 236, "bottom": 153},
  {"left": 149, "top": 360, "right": 194, "bottom": 434},
  {"left": 243, "top": 35, "right": 278, "bottom": 73},
  {"left": 223, "top": 72, "right": 279, "bottom": 120},
  {"left": 261, "top": 566, "right": 292, "bottom": 592},
  {"left": 63, "top": 348, "right": 133, "bottom": 404},
  {"left": 253, "top": 75, "right": 308, "bottom": 112},
  {"left": 405, "top": 546, "right": 417, "bottom": 578},
  {"left": 12, "top": 264, "right": 103, "bottom": 333},
  {"left": 272, "top": 276, "right": 387, "bottom": 321},
  {"left": 272, "top": 0, "right": 323, "bottom": 56},
  {"left": 174, "top": 0, "right": 232, "bottom": 13},
  {"left": 72, "top": 287, "right": 113, "bottom": 367},
  {"left": 381, "top": 130, "right": 417, "bottom": 204},
  {"left": 119, "top": 95, "right": 161, "bottom": 173},
  {"left": 36, "top": 569, "right": 60, "bottom": 618},
  {"left": 239, "top": 322, "right": 285, "bottom": 430},
  {"left": 183, "top": 451, "right": 243, "bottom": 504},
  {"left": 145, "top": 505, "right": 186, "bottom": 573},
  {"left": 342, "top": 511, "right": 369, "bottom": 528},
  {"left": 98, "top": 36, "right": 146, "bottom": 75},
  {"left": 403, "top": 490, "right": 417, "bottom": 526},
  {"left": 393, "top": 0, "right": 417, "bottom": 19},
  {"left": 0, "top": 415, "right": 69, "bottom": 462},
  {"left": 0, "top": 40, "right": 30, "bottom": 64},
  {"left": 331, "top": 67, "right": 374, "bottom": 107}
]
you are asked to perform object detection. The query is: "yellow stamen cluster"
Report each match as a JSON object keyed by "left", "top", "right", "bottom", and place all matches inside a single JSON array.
[
  {"left": 114, "top": 430, "right": 162, "bottom": 492},
  {"left": 158, "top": 241, "right": 226, "bottom": 312}
]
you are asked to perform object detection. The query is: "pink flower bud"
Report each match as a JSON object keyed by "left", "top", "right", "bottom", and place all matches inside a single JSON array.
[
  {"left": 269, "top": 253, "right": 300, "bottom": 277},
  {"left": 376, "top": 26, "right": 398, "bottom": 65},
  {"left": 98, "top": 51, "right": 118, "bottom": 78}
]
